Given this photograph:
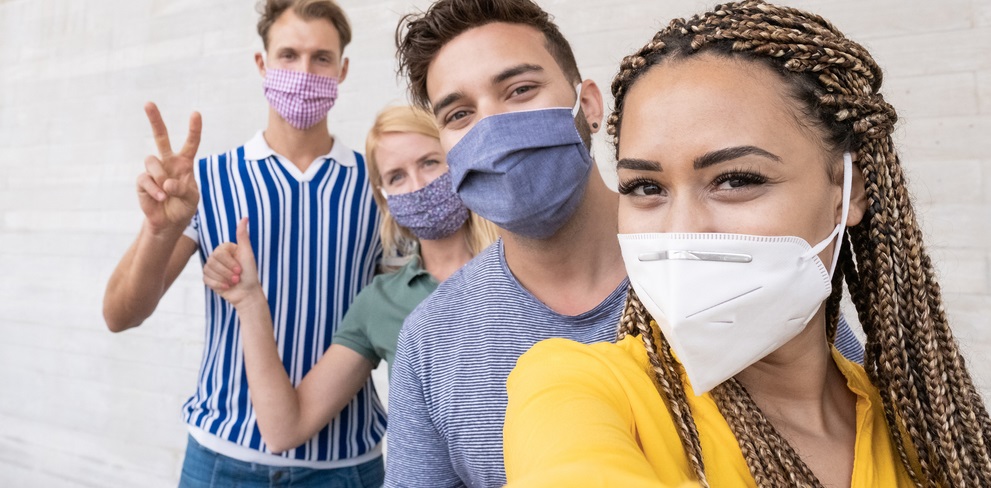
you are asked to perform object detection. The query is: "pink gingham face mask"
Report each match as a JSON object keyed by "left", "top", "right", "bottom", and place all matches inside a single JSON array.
[{"left": 263, "top": 68, "right": 339, "bottom": 130}]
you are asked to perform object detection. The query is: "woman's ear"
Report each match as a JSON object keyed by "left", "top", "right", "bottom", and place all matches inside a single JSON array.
[{"left": 845, "top": 159, "right": 868, "bottom": 227}]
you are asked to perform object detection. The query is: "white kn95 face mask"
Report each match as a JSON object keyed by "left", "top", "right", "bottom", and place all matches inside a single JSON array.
[{"left": 618, "top": 153, "right": 853, "bottom": 395}]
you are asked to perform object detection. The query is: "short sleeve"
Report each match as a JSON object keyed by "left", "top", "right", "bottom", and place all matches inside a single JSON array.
[
  {"left": 332, "top": 290, "right": 381, "bottom": 367},
  {"left": 182, "top": 212, "right": 200, "bottom": 244},
  {"left": 384, "top": 318, "right": 465, "bottom": 487}
]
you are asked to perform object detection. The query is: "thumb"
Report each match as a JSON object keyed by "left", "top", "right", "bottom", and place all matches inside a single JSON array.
[
  {"left": 236, "top": 217, "right": 253, "bottom": 250},
  {"left": 235, "top": 218, "right": 257, "bottom": 269}
]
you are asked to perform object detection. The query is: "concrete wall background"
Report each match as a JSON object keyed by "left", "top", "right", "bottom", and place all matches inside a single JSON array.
[{"left": 0, "top": 0, "right": 988, "bottom": 486}]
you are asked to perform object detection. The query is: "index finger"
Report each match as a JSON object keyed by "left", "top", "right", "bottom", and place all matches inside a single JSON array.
[
  {"left": 178, "top": 111, "right": 202, "bottom": 160},
  {"left": 144, "top": 102, "right": 174, "bottom": 158}
]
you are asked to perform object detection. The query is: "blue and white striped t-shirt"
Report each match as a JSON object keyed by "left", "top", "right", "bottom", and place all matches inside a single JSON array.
[{"left": 181, "top": 131, "right": 385, "bottom": 465}]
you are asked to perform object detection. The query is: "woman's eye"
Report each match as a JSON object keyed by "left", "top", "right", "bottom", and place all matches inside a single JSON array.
[
  {"left": 423, "top": 159, "right": 440, "bottom": 167},
  {"left": 618, "top": 178, "right": 663, "bottom": 196},
  {"left": 388, "top": 174, "right": 404, "bottom": 185},
  {"left": 713, "top": 172, "right": 767, "bottom": 190}
]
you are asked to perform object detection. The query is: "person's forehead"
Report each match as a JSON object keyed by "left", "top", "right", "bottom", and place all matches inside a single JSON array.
[
  {"left": 376, "top": 132, "right": 440, "bottom": 165},
  {"left": 425, "top": 22, "right": 563, "bottom": 100},
  {"left": 268, "top": 10, "right": 342, "bottom": 52}
]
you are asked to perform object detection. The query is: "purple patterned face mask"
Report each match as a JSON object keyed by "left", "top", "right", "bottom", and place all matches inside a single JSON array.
[
  {"left": 263, "top": 68, "right": 339, "bottom": 130},
  {"left": 386, "top": 171, "right": 470, "bottom": 241}
]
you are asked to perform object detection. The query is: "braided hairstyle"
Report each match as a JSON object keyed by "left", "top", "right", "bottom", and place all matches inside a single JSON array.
[{"left": 610, "top": 1, "right": 991, "bottom": 486}]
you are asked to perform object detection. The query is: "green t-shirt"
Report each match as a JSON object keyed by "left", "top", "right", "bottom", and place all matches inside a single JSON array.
[{"left": 332, "top": 253, "right": 438, "bottom": 377}]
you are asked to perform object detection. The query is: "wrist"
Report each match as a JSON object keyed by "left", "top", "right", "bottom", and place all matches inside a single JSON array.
[
  {"left": 234, "top": 289, "right": 269, "bottom": 315},
  {"left": 144, "top": 219, "right": 187, "bottom": 240}
]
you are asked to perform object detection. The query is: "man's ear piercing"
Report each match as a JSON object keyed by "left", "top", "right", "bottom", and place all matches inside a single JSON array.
[{"left": 592, "top": 122, "right": 599, "bottom": 129}]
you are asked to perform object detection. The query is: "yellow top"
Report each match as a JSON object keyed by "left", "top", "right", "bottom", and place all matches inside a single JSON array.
[{"left": 504, "top": 333, "right": 919, "bottom": 487}]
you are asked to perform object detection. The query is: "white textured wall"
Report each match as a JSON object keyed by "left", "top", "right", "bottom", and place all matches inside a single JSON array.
[{"left": 0, "top": 0, "right": 987, "bottom": 486}]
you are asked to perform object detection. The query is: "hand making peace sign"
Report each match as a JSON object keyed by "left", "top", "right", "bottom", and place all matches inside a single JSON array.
[{"left": 136, "top": 102, "right": 202, "bottom": 235}]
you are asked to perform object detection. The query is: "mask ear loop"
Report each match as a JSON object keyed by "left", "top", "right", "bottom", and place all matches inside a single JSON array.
[
  {"left": 803, "top": 152, "right": 853, "bottom": 278},
  {"left": 571, "top": 82, "right": 596, "bottom": 158},
  {"left": 571, "top": 83, "right": 583, "bottom": 117}
]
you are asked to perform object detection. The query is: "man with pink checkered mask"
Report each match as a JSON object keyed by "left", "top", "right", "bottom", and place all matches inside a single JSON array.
[{"left": 103, "top": 1, "right": 385, "bottom": 486}]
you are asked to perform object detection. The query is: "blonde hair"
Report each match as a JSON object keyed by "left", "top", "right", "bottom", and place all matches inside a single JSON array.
[
  {"left": 365, "top": 105, "right": 497, "bottom": 263},
  {"left": 611, "top": 1, "right": 991, "bottom": 486}
]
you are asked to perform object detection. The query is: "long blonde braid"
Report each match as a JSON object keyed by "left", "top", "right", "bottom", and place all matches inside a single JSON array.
[{"left": 610, "top": 1, "right": 991, "bottom": 485}]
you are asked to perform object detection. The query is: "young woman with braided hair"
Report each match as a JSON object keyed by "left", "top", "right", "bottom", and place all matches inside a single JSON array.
[{"left": 503, "top": 1, "right": 991, "bottom": 486}]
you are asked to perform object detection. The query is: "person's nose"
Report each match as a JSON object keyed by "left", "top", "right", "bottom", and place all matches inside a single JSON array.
[
  {"left": 409, "top": 172, "right": 428, "bottom": 193},
  {"left": 302, "top": 56, "right": 322, "bottom": 75},
  {"left": 659, "top": 196, "right": 716, "bottom": 234}
]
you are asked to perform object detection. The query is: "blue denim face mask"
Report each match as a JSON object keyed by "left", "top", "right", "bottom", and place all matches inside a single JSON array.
[
  {"left": 446, "top": 86, "right": 593, "bottom": 239},
  {"left": 386, "top": 171, "right": 470, "bottom": 241}
]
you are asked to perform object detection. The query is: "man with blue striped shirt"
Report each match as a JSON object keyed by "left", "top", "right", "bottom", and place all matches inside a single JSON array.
[
  {"left": 386, "top": 1, "right": 865, "bottom": 487},
  {"left": 103, "top": 1, "right": 385, "bottom": 486}
]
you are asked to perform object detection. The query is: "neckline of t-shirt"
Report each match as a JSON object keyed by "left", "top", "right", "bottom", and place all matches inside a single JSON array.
[{"left": 495, "top": 239, "right": 629, "bottom": 321}]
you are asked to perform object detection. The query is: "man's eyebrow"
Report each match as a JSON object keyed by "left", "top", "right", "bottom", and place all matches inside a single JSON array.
[
  {"left": 431, "top": 64, "right": 544, "bottom": 117},
  {"left": 492, "top": 64, "right": 544, "bottom": 85},
  {"left": 432, "top": 92, "right": 464, "bottom": 117},
  {"left": 694, "top": 146, "right": 781, "bottom": 169},
  {"left": 617, "top": 158, "right": 662, "bottom": 171}
]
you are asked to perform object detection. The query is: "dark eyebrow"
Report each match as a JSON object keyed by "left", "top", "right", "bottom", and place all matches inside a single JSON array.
[
  {"left": 431, "top": 64, "right": 543, "bottom": 117},
  {"left": 492, "top": 63, "right": 544, "bottom": 85},
  {"left": 432, "top": 92, "right": 464, "bottom": 117},
  {"left": 694, "top": 146, "right": 781, "bottom": 170},
  {"left": 616, "top": 158, "right": 662, "bottom": 171}
]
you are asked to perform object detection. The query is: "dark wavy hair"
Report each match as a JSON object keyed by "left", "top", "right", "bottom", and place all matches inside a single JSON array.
[{"left": 395, "top": 0, "right": 581, "bottom": 108}]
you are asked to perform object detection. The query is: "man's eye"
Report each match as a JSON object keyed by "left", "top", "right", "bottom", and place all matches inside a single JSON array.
[
  {"left": 512, "top": 85, "right": 534, "bottom": 96},
  {"left": 449, "top": 110, "right": 469, "bottom": 122}
]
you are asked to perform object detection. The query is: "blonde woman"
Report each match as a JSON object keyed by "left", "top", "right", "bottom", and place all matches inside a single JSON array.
[
  {"left": 504, "top": 1, "right": 991, "bottom": 486},
  {"left": 204, "top": 105, "right": 496, "bottom": 455}
]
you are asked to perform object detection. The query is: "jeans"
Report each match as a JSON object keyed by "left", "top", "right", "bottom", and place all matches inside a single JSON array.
[{"left": 178, "top": 435, "right": 384, "bottom": 488}]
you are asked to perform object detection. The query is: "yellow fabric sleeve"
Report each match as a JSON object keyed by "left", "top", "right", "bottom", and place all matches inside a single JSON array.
[{"left": 504, "top": 337, "right": 699, "bottom": 487}]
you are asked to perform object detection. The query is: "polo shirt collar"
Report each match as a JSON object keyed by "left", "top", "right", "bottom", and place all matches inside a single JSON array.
[
  {"left": 404, "top": 248, "right": 433, "bottom": 286},
  {"left": 243, "top": 130, "right": 357, "bottom": 168}
]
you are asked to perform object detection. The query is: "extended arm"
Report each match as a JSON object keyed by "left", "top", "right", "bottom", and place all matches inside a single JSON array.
[
  {"left": 103, "top": 103, "right": 201, "bottom": 332},
  {"left": 504, "top": 339, "right": 683, "bottom": 487},
  {"left": 204, "top": 218, "right": 375, "bottom": 453}
]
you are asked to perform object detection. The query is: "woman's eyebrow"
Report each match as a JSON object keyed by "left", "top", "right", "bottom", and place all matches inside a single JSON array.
[
  {"left": 416, "top": 152, "right": 443, "bottom": 164},
  {"left": 616, "top": 158, "right": 662, "bottom": 171},
  {"left": 694, "top": 146, "right": 781, "bottom": 170}
]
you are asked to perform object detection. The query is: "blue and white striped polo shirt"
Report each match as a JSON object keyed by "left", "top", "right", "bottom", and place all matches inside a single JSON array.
[{"left": 181, "top": 131, "right": 385, "bottom": 466}]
